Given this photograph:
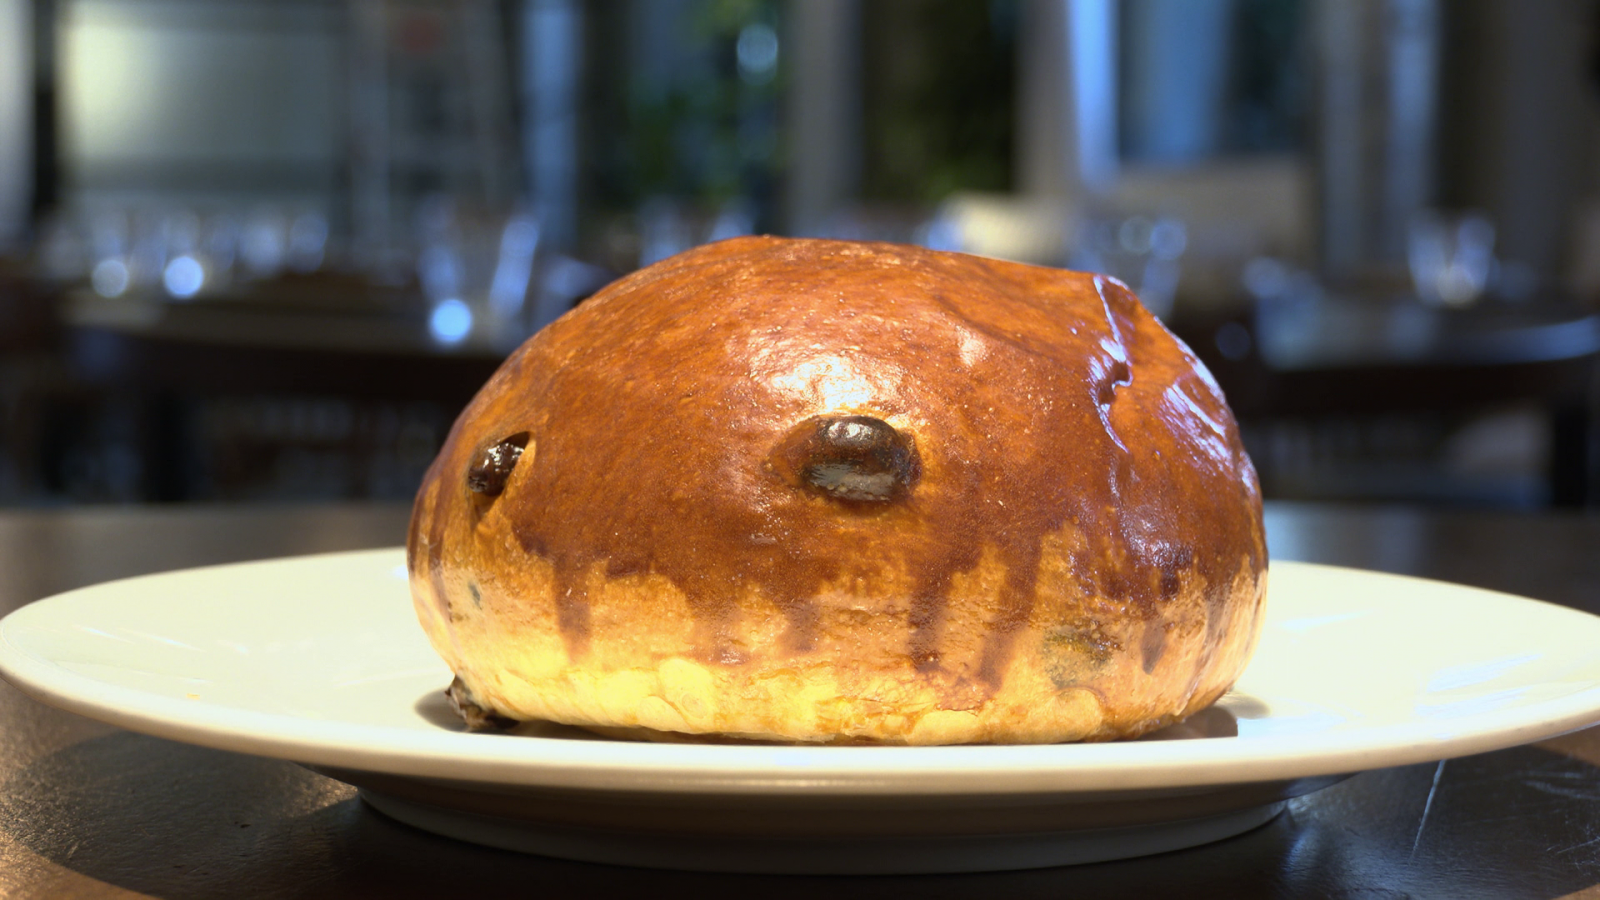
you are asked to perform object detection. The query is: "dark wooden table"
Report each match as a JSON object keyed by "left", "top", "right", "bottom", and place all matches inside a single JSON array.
[{"left": 2, "top": 501, "right": 1600, "bottom": 898}]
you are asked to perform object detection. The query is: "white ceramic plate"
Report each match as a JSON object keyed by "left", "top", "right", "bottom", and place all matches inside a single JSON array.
[{"left": 4, "top": 550, "right": 1600, "bottom": 874}]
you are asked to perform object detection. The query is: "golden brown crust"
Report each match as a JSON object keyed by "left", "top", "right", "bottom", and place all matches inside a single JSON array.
[{"left": 408, "top": 236, "right": 1267, "bottom": 744}]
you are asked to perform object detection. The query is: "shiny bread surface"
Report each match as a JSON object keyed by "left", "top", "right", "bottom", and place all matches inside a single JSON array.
[{"left": 408, "top": 236, "right": 1266, "bottom": 744}]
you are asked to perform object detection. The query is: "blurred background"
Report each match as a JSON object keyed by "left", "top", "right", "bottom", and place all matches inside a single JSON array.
[{"left": 0, "top": 0, "right": 1597, "bottom": 510}]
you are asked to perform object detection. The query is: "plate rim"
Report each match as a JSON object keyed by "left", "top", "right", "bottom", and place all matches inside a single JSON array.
[{"left": 4, "top": 550, "right": 1600, "bottom": 797}]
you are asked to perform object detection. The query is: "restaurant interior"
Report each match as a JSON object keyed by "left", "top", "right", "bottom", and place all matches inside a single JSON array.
[
  {"left": 1, "top": 0, "right": 1597, "bottom": 511},
  {"left": 5, "top": 1, "right": 1600, "bottom": 897}
]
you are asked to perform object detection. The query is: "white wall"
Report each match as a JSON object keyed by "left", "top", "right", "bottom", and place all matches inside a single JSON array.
[{"left": 59, "top": 0, "right": 341, "bottom": 203}]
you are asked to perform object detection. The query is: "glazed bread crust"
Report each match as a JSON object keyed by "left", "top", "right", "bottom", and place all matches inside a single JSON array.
[{"left": 408, "top": 237, "right": 1267, "bottom": 744}]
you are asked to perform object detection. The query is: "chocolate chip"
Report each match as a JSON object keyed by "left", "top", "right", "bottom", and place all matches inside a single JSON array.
[
  {"left": 446, "top": 677, "right": 517, "bottom": 732},
  {"left": 467, "top": 433, "right": 529, "bottom": 496},
  {"left": 1098, "top": 360, "right": 1132, "bottom": 406},
  {"left": 782, "top": 415, "right": 919, "bottom": 502}
]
